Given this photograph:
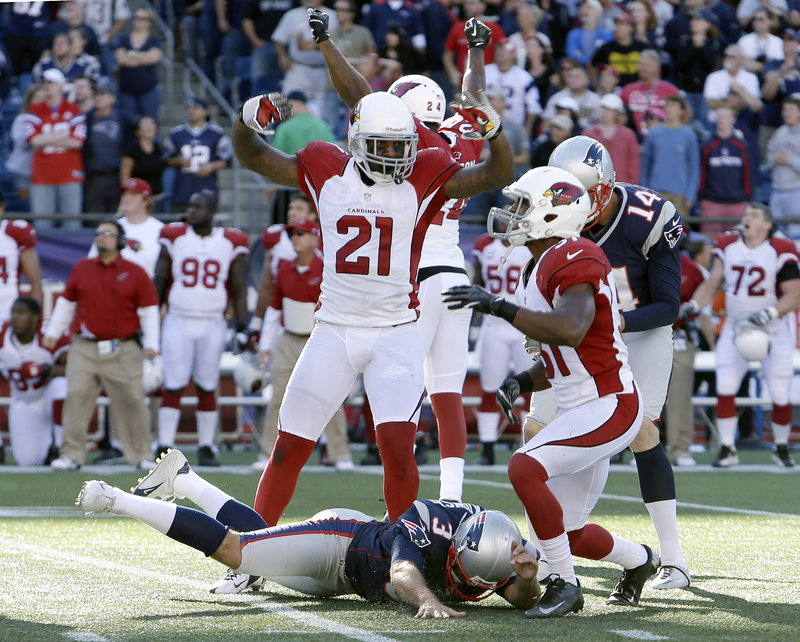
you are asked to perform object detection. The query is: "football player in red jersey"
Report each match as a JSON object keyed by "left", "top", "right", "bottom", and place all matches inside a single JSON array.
[{"left": 444, "top": 167, "right": 660, "bottom": 618}]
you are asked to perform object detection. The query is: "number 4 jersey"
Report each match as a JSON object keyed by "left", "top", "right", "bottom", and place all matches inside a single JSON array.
[
  {"left": 159, "top": 223, "right": 250, "bottom": 319},
  {"left": 296, "top": 141, "right": 460, "bottom": 327}
]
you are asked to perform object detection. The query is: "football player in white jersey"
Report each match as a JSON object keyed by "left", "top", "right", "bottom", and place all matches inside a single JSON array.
[
  {"left": 680, "top": 203, "right": 800, "bottom": 468},
  {"left": 443, "top": 167, "right": 659, "bottom": 618},
  {"left": 153, "top": 190, "right": 250, "bottom": 466},
  {"left": 0, "top": 297, "right": 69, "bottom": 465},
  {"left": 0, "top": 192, "right": 42, "bottom": 322},
  {"left": 234, "top": 87, "right": 513, "bottom": 526},
  {"left": 471, "top": 230, "right": 531, "bottom": 464}
]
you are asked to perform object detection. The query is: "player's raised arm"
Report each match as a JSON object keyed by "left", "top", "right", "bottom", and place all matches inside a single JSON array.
[
  {"left": 233, "top": 93, "right": 300, "bottom": 188},
  {"left": 462, "top": 18, "right": 491, "bottom": 98}
]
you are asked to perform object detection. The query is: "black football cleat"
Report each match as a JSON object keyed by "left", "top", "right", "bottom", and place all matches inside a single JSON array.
[
  {"left": 525, "top": 575, "right": 584, "bottom": 618},
  {"left": 607, "top": 544, "right": 660, "bottom": 606},
  {"left": 197, "top": 445, "right": 220, "bottom": 467}
]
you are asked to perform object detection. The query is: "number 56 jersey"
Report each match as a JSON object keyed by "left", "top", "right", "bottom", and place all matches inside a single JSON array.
[
  {"left": 296, "top": 141, "right": 460, "bottom": 327},
  {"left": 159, "top": 223, "right": 250, "bottom": 319}
]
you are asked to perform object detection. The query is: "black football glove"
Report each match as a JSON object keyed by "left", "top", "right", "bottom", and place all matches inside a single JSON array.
[
  {"left": 307, "top": 8, "right": 330, "bottom": 43},
  {"left": 749, "top": 306, "right": 778, "bottom": 327},
  {"left": 233, "top": 331, "right": 249, "bottom": 355},
  {"left": 464, "top": 17, "right": 492, "bottom": 49},
  {"left": 496, "top": 376, "right": 521, "bottom": 425},
  {"left": 442, "top": 285, "right": 520, "bottom": 322},
  {"left": 240, "top": 92, "right": 292, "bottom": 134},
  {"left": 677, "top": 300, "right": 699, "bottom": 321}
]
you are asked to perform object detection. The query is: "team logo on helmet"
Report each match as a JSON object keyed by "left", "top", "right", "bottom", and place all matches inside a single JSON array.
[
  {"left": 350, "top": 100, "right": 361, "bottom": 125},
  {"left": 390, "top": 81, "right": 421, "bottom": 98},
  {"left": 463, "top": 511, "right": 486, "bottom": 552},
  {"left": 544, "top": 182, "right": 584, "bottom": 208},
  {"left": 582, "top": 142, "right": 604, "bottom": 168}
]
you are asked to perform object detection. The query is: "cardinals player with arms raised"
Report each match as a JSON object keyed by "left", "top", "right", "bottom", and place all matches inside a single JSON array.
[
  {"left": 680, "top": 203, "right": 800, "bottom": 469},
  {"left": 471, "top": 227, "right": 531, "bottom": 465},
  {"left": 311, "top": 10, "right": 494, "bottom": 501},
  {"left": 153, "top": 190, "right": 250, "bottom": 466},
  {"left": 233, "top": 84, "right": 512, "bottom": 527},
  {"left": 0, "top": 192, "right": 42, "bottom": 322},
  {"left": 0, "top": 297, "right": 69, "bottom": 466},
  {"left": 444, "top": 167, "right": 660, "bottom": 618}
]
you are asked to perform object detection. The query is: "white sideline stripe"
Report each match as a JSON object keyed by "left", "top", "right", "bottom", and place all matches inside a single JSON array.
[
  {"left": 608, "top": 630, "right": 669, "bottom": 640},
  {"left": 6, "top": 542, "right": 398, "bottom": 642},
  {"left": 65, "top": 634, "right": 111, "bottom": 642}
]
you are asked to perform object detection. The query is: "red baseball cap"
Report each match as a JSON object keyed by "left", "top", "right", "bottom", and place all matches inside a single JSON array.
[
  {"left": 118, "top": 178, "right": 153, "bottom": 198},
  {"left": 287, "top": 218, "right": 321, "bottom": 236}
]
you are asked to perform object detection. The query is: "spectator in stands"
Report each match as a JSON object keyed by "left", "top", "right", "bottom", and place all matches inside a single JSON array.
[
  {"left": 24, "top": 69, "right": 86, "bottom": 230},
  {"left": 115, "top": 8, "right": 163, "bottom": 120},
  {"left": 68, "top": 27, "right": 103, "bottom": 81},
  {"left": 698, "top": 106, "right": 751, "bottom": 235},
  {"left": 83, "top": 78, "right": 133, "bottom": 215},
  {"left": 420, "top": 0, "right": 457, "bottom": 99},
  {"left": 164, "top": 97, "right": 233, "bottom": 213},
  {"left": 45, "top": 219, "right": 160, "bottom": 471},
  {"left": 564, "top": 0, "right": 613, "bottom": 67},
  {"left": 629, "top": 0, "right": 663, "bottom": 50},
  {"left": 33, "top": 32, "right": 101, "bottom": 85},
  {"left": 242, "top": 0, "right": 293, "bottom": 95},
  {"left": 583, "top": 92, "right": 640, "bottom": 183},
  {"left": 181, "top": 0, "right": 220, "bottom": 81},
  {"left": 121, "top": 116, "right": 166, "bottom": 199},
  {"left": 531, "top": 114, "right": 574, "bottom": 166},
  {"left": 620, "top": 48, "right": 681, "bottom": 139},
  {"left": 507, "top": 4, "right": 550, "bottom": 68},
  {"left": 703, "top": 45, "right": 762, "bottom": 127},
  {"left": 524, "top": 34, "right": 558, "bottom": 105},
  {"left": 595, "top": 62, "right": 622, "bottom": 97},
  {"left": 641, "top": 95, "right": 700, "bottom": 222},
  {"left": 380, "top": 24, "right": 427, "bottom": 77},
  {"left": 79, "top": 0, "right": 131, "bottom": 73},
  {"left": 256, "top": 218, "right": 353, "bottom": 471},
  {"left": 591, "top": 12, "right": 649, "bottom": 87},
  {"left": 485, "top": 38, "right": 542, "bottom": 136},
  {"left": 73, "top": 76, "right": 95, "bottom": 112},
  {"left": 273, "top": 91, "right": 336, "bottom": 155},
  {"left": 6, "top": 85, "right": 45, "bottom": 202},
  {"left": 739, "top": 7, "right": 784, "bottom": 76},
  {"left": 272, "top": 0, "right": 337, "bottom": 111},
  {"left": 760, "top": 29, "right": 800, "bottom": 163},
  {"left": 537, "top": 0, "right": 571, "bottom": 60},
  {"left": 3, "top": 0, "right": 54, "bottom": 80},
  {"left": 216, "top": 0, "right": 251, "bottom": 101},
  {"left": 736, "top": 0, "right": 786, "bottom": 31},
  {"left": 47, "top": 1, "right": 101, "bottom": 62},
  {"left": 362, "top": 0, "right": 426, "bottom": 53},
  {"left": 673, "top": 9, "right": 721, "bottom": 128},
  {"left": 443, "top": 0, "right": 506, "bottom": 88},
  {"left": 596, "top": 0, "right": 624, "bottom": 31},
  {"left": 767, "top": 95, "right": 800, "bottom": 236},
  {"left": 542, "top": 65, "right": 600, "bottom": 130},
  {"left": 726, "top": 84, "right": 762, "bottom": 186}
]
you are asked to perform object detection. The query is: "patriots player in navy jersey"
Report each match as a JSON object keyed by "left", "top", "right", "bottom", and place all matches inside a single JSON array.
[
  {"left": 519, "top": 136, "right": 689, "bottom": 590},
  {"left": 75, "top": 449, "right": 541, "bottom": 618}
]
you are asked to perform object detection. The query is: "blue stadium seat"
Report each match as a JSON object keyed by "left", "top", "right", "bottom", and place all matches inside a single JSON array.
[{"left": 0, "top": 169, "right": 29, "bottom": 213}]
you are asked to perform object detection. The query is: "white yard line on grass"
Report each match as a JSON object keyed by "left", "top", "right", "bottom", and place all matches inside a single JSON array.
[
  {"left": 609, "top": 630, "right": 669, "bottom": 640},
  {"left": 7, "top": 541, "right": 399, "bottom": 642},
  {"left": 65, "top": 634, "right": 111, "bottom": 642}
]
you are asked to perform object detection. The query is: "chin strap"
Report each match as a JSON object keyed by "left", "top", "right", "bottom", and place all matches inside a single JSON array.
[{"left": 497, "top": 243, "right": 517, "bottom": 269}]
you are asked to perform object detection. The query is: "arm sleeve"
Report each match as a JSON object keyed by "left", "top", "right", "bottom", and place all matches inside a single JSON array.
[
  {"left": 259, "top": 307, "right": 283, "bottom": 352},
  {"left": 137, "top": 305, "right": 160, "bottom": 352},
  {"left": 45, "top": 298, "right": 77, "bottom": 339}
]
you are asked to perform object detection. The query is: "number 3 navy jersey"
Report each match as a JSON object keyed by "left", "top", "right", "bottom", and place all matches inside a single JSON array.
[
  {"left": 583, "top": 183, "right": 683, "bottom": 333},
  {"left": 344, "top": 499, "right": 484, "bottom": 603}
]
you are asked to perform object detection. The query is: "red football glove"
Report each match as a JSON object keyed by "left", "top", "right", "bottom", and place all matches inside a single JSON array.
[
  {"left": 240, "top": 93, "right": 293, "bottom": 134},
  {"left": 451, "top": 90, "right": 502, "bottom": 140},
  {"left": 20, "top": 361, "right": 51, "bottom": 383}
]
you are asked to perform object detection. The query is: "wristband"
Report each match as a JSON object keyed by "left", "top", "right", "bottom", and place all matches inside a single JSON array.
[
  {"left": 491, "top": 298, "right": 519, "bottom": 324},
  {"left": 512, "top": 371, "right": 534, "bottom": 395}
]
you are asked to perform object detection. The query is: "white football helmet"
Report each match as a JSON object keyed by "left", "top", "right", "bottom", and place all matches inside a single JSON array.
[
  {"left": 143, "top": 355, "right": 163, "bottom": 394},
  {"left": 233, "top": 352, "right": 270, "bottom": 394},
  {"left": 388, "top": 74, "right": 446, "bottom": 126},
  {"left": 487, "top": 166, "right": 591, "bottom": 244},
  {"left": 548, "top": 135, "right": 616, "bottom": 228},
  {"left": 445, "top": 510, "right": 521, "bottom": 601},
  {"left": 733, "top": 320, "right": 771, "bottom": 361},
  {"left": 348, "top": 92, "right": 418, "bottom": 184}
]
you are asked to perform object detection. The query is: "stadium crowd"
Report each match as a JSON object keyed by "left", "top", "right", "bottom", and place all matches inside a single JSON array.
[{"left": 0, "top": 0, "right": 798, "bottom": 477}]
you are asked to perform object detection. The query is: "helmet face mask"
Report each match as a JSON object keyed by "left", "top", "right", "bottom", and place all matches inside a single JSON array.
[
  {"left": 388, "top": 74, "right": 446, "bottom": 127},
  {"left": 488, "top": 167, "right": 591, "bottom": 244},
  {"left": 548, "top": 135, "right": 616, "bottom": 228},
  {"left": 348, "top": 92, "right": 419, "bottom": 184}
]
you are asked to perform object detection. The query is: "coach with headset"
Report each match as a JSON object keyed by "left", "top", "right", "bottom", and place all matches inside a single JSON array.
[{"left": 43, "top": 220, "right": 161, "bottom": 471}]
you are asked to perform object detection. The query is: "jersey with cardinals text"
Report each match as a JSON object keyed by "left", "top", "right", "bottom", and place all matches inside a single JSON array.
[
  {"left": 0, "top": 220, "right": 37, "bottom": 321},
  {"left": 0, "top": 324, "right": 69, "bottom": 402},
  {"left": 159, "top": 223, "right": 249, "bottom": 318},
  {"left": 583, "top": 183, "right": 682, "bottom": 332},
  {"left": 516, "top": 237, "right": 634, "bottom": 409},
  {"left": 296, "top": 141, "right": 459, "bottom": 327}
]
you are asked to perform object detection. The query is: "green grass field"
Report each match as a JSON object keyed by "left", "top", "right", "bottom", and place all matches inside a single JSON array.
[{"left": 2, "top": 448, "right": 799, "bottom": 641}]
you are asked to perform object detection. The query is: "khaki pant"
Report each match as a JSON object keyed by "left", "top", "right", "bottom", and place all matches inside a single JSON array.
[
  {"left": 261, "top": 331, "right": 350, "bottom": 463},
  {"left": 664, "top": 330, "right": 696, "bottom": 462},
  {"left": 60, "top": 337, "right": 152, "bottom": 465},
  {"left": 659, "top": 191, "right": 690, "bottom": 222}
]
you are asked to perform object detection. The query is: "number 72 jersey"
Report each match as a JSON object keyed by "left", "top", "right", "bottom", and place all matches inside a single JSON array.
[{"left": 159, "top": 223, "right": 250, "bottom": 319}]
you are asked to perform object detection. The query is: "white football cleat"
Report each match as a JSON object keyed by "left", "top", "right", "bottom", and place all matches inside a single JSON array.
[
  {"left": 209, "top": 569, "right": 267, "bottom": 594},
  {"left": 75, "top": 480, "right": 116, "bottom": 515},
  {"left": 131, "top": 449, "right": 190, "bottom": 502},
  {"left": 651, "top": 564, "right": 691, "bottom": 590}
]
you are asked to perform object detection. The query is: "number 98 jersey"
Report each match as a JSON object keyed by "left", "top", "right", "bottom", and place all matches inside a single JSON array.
[{"left": 159, "top": 223, "right": 250, "bottom": 319}]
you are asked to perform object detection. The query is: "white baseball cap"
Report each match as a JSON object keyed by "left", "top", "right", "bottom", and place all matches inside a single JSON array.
[
  {"left": 600, "top": 93, "right": 625, "bottom": 113},
  {"left": 42, "top": 68, "right": 67, "bottom": 84}
]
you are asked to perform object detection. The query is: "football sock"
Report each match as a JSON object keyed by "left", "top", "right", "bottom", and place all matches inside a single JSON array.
[
  {"left": 477, "top": 411, "right": 500, "bottom": 443},
  {"left": 772, "top": 421, "right": 791, "bottom": 445},
  {"left": 538, "top": 532, "right": 577, "bottom": 586},
  {"left": 376, "top": 421, "right": 418, "bottom": 520},
  {"left": 567, "top": 523, "right": 614, "bottom": 560},
  {"left": 253, "top": 431, "right": 316, "bottom": 526},
  {"left": 438, "top": 457, "right": 464, "bottom": 502},
  {"left": 196, "top": 410, "right": 218, "bottom": 448},
  {"left": 174, "top": 468, "right": 235, "bottom": 520},
  {"left": 158, "top": 406, "right": 181, "bottom": 446},
  {"left": 602, "top": 537, "right": 648, "bottom": 569},
  {"left": 166, "top": 506, "right": 229, "bottom": 556},
  {"left": 111, "top": 487, "right": 177, "bottom": 533},
  {"left": 717, "top": 417, "right": 737, "bottom": 448}
]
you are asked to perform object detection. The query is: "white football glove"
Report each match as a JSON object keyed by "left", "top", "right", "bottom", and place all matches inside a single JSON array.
[
  {"left": 451, "top": 90, "right": 502, "bottom": 140},
  {"left": 240, "top": 92, "right": 292, "bottom": 134},
  {"left": 523, "top": 336, "right": 541, "bottom": 359}
]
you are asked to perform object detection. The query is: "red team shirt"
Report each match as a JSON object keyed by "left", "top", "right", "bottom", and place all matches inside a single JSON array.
[
  {"left": 24, "top": 99, "right": 87, "bottom": 184},
  {"left": 0, "top": 220, "right": 37, "bottom": 321},
  {"left": 0, "top": 324, "right": 70, "bottom": 401},
  {"left": 269, "top": 255, "right": 324, "bottom": 310}
]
